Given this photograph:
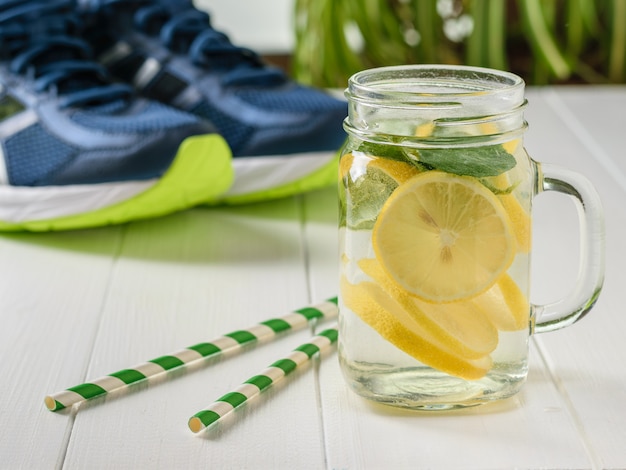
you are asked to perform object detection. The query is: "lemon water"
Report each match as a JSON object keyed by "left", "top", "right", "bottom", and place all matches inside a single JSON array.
[
  {"left": 338, "top": 64, "right": 604, "bottom": 411},
  {"left": 338, "top": 305, "right": 529, "bottom": 409},
  {"left": 338, "top": 144, "right": 534, "bottom": 410}
]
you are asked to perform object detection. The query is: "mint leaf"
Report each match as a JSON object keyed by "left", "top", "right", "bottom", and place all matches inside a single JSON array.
[
  {"left": 353, "top": 141, "right": 516, "bottom": 178},
  {"left": 354, "top": 141, "right": 433, "bottom": 171},
  {"left": 407, "top": 145, "right": 516, "bottom": 178},
  {"left": 354, "top": 141, "right": 408, "bottom": 162}
]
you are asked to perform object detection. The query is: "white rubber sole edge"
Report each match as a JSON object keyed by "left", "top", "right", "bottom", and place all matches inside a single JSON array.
[
  {"left": 225, "top": 151, "right": 336, "bottom": 196},
  {"left": 0, "top": 151, "right": 336, "bottom": 223},
  {"left": 0, "top": 179, "right": 155, "bottom": 223}
]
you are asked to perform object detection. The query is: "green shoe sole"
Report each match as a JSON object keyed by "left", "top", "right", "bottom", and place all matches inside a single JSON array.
[{"left": 0, "top": 134, "right": 232, "bottom": 232}]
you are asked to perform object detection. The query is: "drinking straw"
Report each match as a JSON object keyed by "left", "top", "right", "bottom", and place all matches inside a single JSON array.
[
  {"left": 44, "top": 298, "right": 338, "bottom": 412},
  {"left": 188, "top": 324, "right": 338, "bottom": 433}
]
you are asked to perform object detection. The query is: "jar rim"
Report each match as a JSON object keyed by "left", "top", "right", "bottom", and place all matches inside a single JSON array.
[{"left": 346, "top": 65, "right": 525, "bottom": 103}]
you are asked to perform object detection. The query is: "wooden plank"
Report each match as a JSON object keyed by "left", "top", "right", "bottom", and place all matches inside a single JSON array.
[
  {"left": 60, "top": 203, "right": 327, "bottom": 469},
  {"left": 301, "top": 187, "right": 341, "bottom": 301},
  {"left": 2, "top": 86, "right": 625, "bottom": 470},
  {"left": 524, "top": 87, "right": 626, "bottom": 469},
  {"left": 314, "top": 89, "right": 609, "bottom": 469},
  {"left": 0, "top": 228, "right": 123, "bottom": 468},
  {"left": 319, "top": 346, "right": 591, "bottom": 469}
]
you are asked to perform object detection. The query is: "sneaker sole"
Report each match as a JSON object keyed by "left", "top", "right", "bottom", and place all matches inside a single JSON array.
[
  {"left": 212, "top": 150, "right": 339, "bottom": 205},
  {"left": 0, "top": 134, "right": 232, "bottom": 231}
]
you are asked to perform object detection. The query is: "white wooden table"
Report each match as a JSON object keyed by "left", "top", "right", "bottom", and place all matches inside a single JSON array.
[{"left": 1, "top": 86, "right": 625, "bottom": 469}]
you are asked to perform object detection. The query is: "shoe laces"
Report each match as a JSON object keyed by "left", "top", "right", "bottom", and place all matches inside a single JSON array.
[
  {"left": 102, "top": 0, "right": 286, "bottom": 87},
  {"left": 0, "top": 0, "right": 133, "bottom": 108}
]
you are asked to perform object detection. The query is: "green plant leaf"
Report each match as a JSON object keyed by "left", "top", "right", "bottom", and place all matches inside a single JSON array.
[
  {"left": 609, "top": 0, "right": 626, "bottom": 82},
  {"left": 519, "top": 0, "right": 571, "bottom": 80}
]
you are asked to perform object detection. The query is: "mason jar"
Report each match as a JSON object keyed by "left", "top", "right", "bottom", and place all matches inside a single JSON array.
[{"left": 338, "top": 65, "right": 605, "bottom": 410}]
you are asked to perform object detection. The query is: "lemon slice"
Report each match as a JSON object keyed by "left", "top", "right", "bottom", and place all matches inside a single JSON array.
[
  {"left": 475, "top": 122, "right": 521, "bottom": 154},
  {"left": 373, "top": 171, "right": 515, "bottom": 302},
  {"left": 340, "top": 276, "right": 492, "bottom": 380},
  {"left": 341, "top": 152, "right": 421, "bottom": 183},
  {"left": 499, "top": 193, "right": 531, "bottom": 253},
  {"left": 472, "top": 274, "right": 529, "bottom": 331},
  {"left": 340, "top": 152, "right": 420, "bottom": 230},
  {"left": 359, "top": 257, "right": 499, "bottom": 359},
  {"left": 415, "top": 122, "right": 435, "bottom": 137},
  {"left": 486, "top": 172, "right": 531, "bottom": 254}
]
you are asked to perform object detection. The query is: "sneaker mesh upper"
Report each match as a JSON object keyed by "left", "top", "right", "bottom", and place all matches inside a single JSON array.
[
  {"left": 234, "top": 86, "right": 344, "bottom": 113},
  {"left": 70, "top": 100, "right": 201, "bottom": 133},
  {"left": 0, "top": 0, "right": 219, "bottom": 187},
  {"left": 78, "top": 0, "right": 348, "bottom": 158},
  {"left": 5, "top": 124, "right": 77, "bottom": 186},
  {"left": 190, "top": 100, "right": 253, "bottom": 156}
]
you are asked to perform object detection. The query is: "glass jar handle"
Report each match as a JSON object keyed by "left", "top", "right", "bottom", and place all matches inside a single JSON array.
[{"left": 531, "top": 163, "right": 605, "bottom": 334}]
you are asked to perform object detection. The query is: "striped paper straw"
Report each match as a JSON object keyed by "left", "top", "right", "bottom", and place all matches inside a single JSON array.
[
  {"left": 188, "top": 324, "right": 338, "bottom": 433},
  {"left": 45, "top": 298, "right": 338, "bottom": 412}
]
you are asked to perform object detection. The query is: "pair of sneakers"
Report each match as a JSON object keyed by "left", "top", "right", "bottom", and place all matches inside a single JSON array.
[{"left": 0, "top": 0, "right": 347, "bottom": 231}]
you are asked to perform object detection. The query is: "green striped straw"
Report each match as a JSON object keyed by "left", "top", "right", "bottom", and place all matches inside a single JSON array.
[
  {"left": 188, "top": 324, "right": 338, "bottom": 433},
  {"left": 45, "top": 298, "right": 338, "bottom": 412}
]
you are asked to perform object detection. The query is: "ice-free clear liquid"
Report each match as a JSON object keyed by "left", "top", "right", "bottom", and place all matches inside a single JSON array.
[{"left": 339, "top": 144, "right": 534, "bottom": 410}]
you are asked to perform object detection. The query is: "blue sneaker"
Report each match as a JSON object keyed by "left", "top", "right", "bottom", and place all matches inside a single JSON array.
[
  {"left": 0, "top": 0, "right": 232, "bottom": 231},
  {"left": 79, "top": 0, "right": 347, "bottom": 204}
]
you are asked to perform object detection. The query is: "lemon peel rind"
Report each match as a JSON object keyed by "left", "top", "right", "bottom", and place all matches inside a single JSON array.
[
  {"left": 340, "top": 276, "right": 492, "bottom": 381},
  {"left": 359, "top": 258, "right": 499, "bottom": 359},
  {"left": 472, "top": 274, "right": 530, "bottom": 331}
]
